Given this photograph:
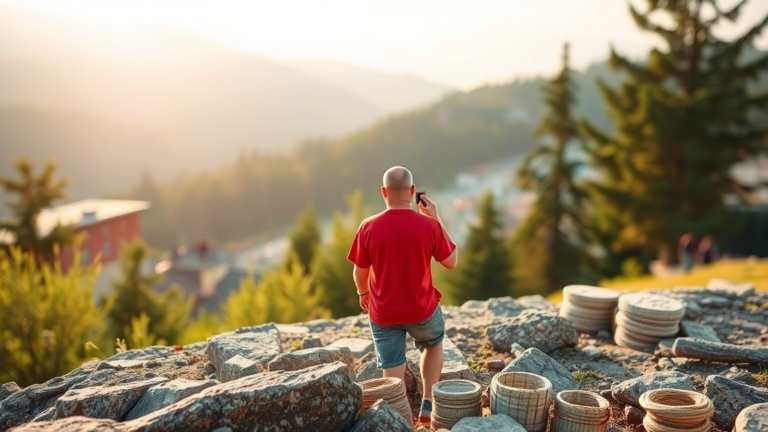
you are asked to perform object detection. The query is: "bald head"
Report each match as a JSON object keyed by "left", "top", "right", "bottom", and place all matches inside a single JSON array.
[{"left": 383, "top": 166, "right": 413, "bottom": 191}]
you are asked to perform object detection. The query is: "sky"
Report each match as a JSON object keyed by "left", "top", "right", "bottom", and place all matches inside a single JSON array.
[{"left": 1, "top": 0, "right": 768, "bottom": 89}]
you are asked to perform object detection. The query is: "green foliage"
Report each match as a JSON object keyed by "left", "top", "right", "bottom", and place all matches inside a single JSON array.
[
  {"left": 443, "top": 191, "right": 515, "bottom": 304},
  {"left": 512, "top": 43, "right": 595, "bottom": 294},
  {"left": 178, "top": 310, "right": 223, "bottom": 345},
  {"left": 0, "top": 246, "right": 106, "bottom": 386},
  {"left": 0, "top": 156, "right": 73, "bottom": 265},
  {"left": 126, "top": 313, "right": 166, "bottom": 350},
  {"left": 312, "top": 189, "right": 368, "bottom": 318},
  {"left": 282, "top": 204, "right": 321, "bottom": 274},
  {"left": 572, "top": 368, "right": 601, "bottom": 386},
  {"left": 106, "top": 240, "right": 190, "bottom": 345},
  {"left": 580, "top": 1, "right": 768, "bottom": 262}
]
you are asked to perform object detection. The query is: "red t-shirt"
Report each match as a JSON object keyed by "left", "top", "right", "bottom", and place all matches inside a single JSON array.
[{"left": 347, "top": 209, "right": 456, "bottom": 326}]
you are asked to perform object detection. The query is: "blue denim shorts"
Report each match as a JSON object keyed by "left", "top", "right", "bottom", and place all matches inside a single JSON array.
[{"left": 369, "top": 305, "right": 445, "bottom": 369}]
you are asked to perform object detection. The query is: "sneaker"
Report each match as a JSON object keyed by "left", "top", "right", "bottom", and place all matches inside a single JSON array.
[{"left": 417, "top": 416, "right": 431, "bottom": 429}]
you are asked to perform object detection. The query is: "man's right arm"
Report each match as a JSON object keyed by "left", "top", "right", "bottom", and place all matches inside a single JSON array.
[{"left": 419, "top": 194, "right": 458, "bottom": 269}]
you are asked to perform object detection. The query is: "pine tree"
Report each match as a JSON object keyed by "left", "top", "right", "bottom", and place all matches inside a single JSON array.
[
  {"left": 581, "top": 1, "right": 768, "bottom": 263},
  {"left": 282, "top": 204, "right": 321, "bottom": 275},
  {"left": 312, "top": 189, "right": 367, "bottom": 318},
  {"left": 0, "top": 246, "right": 105, "bottom": 386},
  {"left": 106, "top": 240, "right": 190, "bottom": 345},
  {"left": 511, "top": 43, "right": 592, "bottom": 294},
  {"left": 0, "top": 156, "right": 73, "bottom": 265},
  {"left": 444, "top": 191, "right": 514, "bottom": 304}
]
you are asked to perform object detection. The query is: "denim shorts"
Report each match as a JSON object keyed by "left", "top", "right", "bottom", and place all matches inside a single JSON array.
[{"left": 369, "top": 305, "right": 445, "bottom": 369}]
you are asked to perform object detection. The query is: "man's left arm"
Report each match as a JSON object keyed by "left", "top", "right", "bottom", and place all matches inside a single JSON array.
[{"left": 353, "top": 265, "right": 371, "bottom": 311}]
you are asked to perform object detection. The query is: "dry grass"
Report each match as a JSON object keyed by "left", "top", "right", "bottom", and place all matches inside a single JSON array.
[{"left": 547, "top": 258, "right": 768, "bottom": 303}]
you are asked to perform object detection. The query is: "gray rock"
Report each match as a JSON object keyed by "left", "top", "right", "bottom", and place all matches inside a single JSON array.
[
  {"left": 699, "top": 296, "right": 730, "bottom": 308},
  {"left": 488, "top": 359, "right": 506, "bottom": 370},
  {"left": 486, "top": 310, "right": 578, "bottom": 353},
  {"left": 582, "top": 348, "right": 602, "bottom": 359},
  {"left": 204, "top": 363, "right": 216, "bottom": 374},
  {"left": 624, "top": 405, "right": 644, "bottom": 425},
  {"left": 654, "top": 338, "right": 676, "bottom": 357},
  {"left": 30, "top": 406, "right": 56, "bottom": 422},
  {"left": 734, "top": 402, "right": 768, "bottom": 432},
  {"left": 501, "top": 348, "right": 578, "bottom": 394},
  {"left": 452, "top": 413, "right": 527, "bottom": 432},
  {"left": 206, "top": 323, "right": 282, "bottom": 370},
  {"left": 683, "top": 300, "right": 702, "bottom": 319},
  {"left": 10, "top": 416, "right": 126, "bottom": 431},
  {"left": 515, "top": 295, "right": 556, "bottom": 311},
  {"left": 612, "top": 371, "right": 694, "bottom": 407},
  {"left": 0, "top": 361, "right": 100, "bottom": 430},
  {"left": 301, "top": 336, "right": 323, "bottom": 349},
  {"left": 96, "top": 359, "right": 146, "bottom": 371},
  {"left": 348, "top": 399, "right": 413, "bottom": 432},
  {"left": 0, "top": 382, "right": 21, "bottom": 404},
  {"left": 208, "top": 373, "right": 218, "bottom": 380},
  {"left": 52, "top": 377, "right": 168, "bottom": 421},
  {"left": 267, "top": 346, "right": 354, "bottom": 372},
  {"left": 105, "top": 346, "right": 175, "bottom": 362},
  {"left": 126, "top": 378, "right": 219, "bottom": 420},
  {"left": 705, "top": 375, "right": 768, "bottom": 430},
  {"left": 459, "top": 299, "right": 486, "bottom": 311},
  {"left": 510, "top": 343, "right": 526, "bottom": 357},
  {"left": 327, "top": 338, "right": 374, "bottom": 358},
  {"left": 126, "top": 362, "right": 361, "bottom": 432},
  {"left": 657, "top": 358, "right": 675, "bottom": 369},
  {"left": 706, "top": 278, "right": 756, "bottom": 300},
  {"left": 486, "top": 297, "right": 529, "bottom": 318},
  {"left": 220, "top": 355, "right": 259, "bottom": 382},
  {"left": 680, "top": 321, "right": 721, "bottom": 342}
]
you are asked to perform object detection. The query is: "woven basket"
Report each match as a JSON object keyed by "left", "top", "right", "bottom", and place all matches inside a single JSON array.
[
  {"left": 359, "top": 377, "right": 411, "bottom": 423},
  {"left": 552, "top": 391, "right": 610, "bottom": 432},
  {"left": 431, "top": 380, "right": 482, "bottom": 429},
  {"left": 490, "top": 372, "right": 552, "bottom": 432},
  {"left": 639, "top": 389, "right": 713, "bottom": 432}
]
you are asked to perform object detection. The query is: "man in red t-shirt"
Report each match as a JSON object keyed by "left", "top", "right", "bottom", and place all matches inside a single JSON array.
[{"left": 347, "top": 166, "right": 457, "bottom": 427}]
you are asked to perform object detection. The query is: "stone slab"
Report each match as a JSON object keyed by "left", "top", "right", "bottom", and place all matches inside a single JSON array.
[
  {"left": 680, "top": 321, "right": 721, "bottom": 342},
  {"left": 327, "top": 338, "right": 373, "bottom": 358}
]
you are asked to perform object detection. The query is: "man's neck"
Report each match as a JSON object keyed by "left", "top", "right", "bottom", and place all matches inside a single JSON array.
[{"left": 386, "top": 201, "right": 411, "bottom": 210}]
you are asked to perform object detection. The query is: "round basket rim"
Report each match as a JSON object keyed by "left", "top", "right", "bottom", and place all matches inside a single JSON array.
[
  {"left": 433, "top": 379, "right": 482, "bottom": 396},
  {"left": 361, "top": 377, "right": 402, "bottom": 389},
  {"left": 492, "top": 371, "right": 552, "bottom": 393},
  {"left": 556, "top": 390, "right": 610, "bottom": 410}
]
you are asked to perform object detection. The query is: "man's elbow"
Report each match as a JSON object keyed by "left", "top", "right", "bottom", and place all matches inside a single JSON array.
[{"left": 440, "top": 251, "right": 458, "bottom": 270}]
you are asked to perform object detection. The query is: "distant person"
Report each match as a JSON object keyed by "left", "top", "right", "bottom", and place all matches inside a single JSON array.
[
  {"left": 698, "top": 235, "right": 718, "bottom": 265},
  {"left": 678, "top": 232, "right": 697, "bottom": 273},
  {"left": 347, "top": 166, "right": 458, "bottom": 428}
]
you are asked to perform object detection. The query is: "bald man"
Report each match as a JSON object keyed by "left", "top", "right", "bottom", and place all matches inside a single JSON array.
[{"left": 347, "top": 166, "right": 458, "bottom": 427}]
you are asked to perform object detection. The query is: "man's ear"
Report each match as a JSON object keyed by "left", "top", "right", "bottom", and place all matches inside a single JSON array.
[
  {"left": 410, "top": 184, "right": 415, "bottom": 197},
  {"left": 381, "top": 186, "right": 388, "bottom": 199}
]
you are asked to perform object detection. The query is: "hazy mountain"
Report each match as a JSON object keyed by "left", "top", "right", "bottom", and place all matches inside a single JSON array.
[{"left": 287, "top": 61, "right": 454, "bottom": 113}]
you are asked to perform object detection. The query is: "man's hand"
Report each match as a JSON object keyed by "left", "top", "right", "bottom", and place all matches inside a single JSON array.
[
  {"left": 418, "top": 194, "right": 440, "bottom": 220},
  {"left": 359, "top": 293, "right": 370, "bottom": 311}
]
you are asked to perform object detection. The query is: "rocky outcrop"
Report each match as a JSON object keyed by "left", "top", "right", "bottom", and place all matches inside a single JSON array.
[
  {"left": 0, "top": 382, "right": 20, "bottom": 404},
  {"left": 501, "top": 348, "right": 578, "bottom": 394},
  {"left": 206, "top": 323, "right": 282, "bottom": 370},
  {"left": 267, "top": 346, "right": 355, "bottom": 372},
  {"left": 348, "top": 399, "right": 413, "bottom": 432},
  {"left": 486, "top": 310, "right": 578, "bottom": 353},
  {"left": 219, "top": 356, "right": 259, "bottom": 383},
  {"left": 705, "top": 375, "right": 768, "bottom": 430},
  {"left": 611, "top": 371, "right": 694, "bottom": 407},
  {"left": 125, "top": 379, "right": 218, "bottom": 420},
  {"left": 51, "top": 377, "right": 168, "bottom": 421}
]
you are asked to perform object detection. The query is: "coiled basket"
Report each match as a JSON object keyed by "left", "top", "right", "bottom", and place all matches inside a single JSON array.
[
  {"left": 638, "top": 388, "right": 714, "bottom": 432},
  {"left": 551, "top": 390, "right": 610, "bottom": 432},
  {"left": 490, "top": 372, "right": 552, "bottom": 432},
  {"left": 359, "top": 377, "right": 411, "bottom": 423},
  {"left": 430, "top": 379, "right": 483, "bottom": 430}
]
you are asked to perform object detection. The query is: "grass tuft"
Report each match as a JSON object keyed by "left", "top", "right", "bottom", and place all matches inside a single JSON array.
[{"left": 754, "top": 365, "right": 768, "bottom": 387}]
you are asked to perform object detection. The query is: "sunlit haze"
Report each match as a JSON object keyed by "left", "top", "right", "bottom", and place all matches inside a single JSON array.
[{"left": 2, "top": 0, "right": 768, "bottom": 88}]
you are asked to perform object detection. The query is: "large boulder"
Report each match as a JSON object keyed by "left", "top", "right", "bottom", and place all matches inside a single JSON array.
[
  {"left": 705, "top": 375, "right": 768, "bottom": 430},
  {"left": 267, "top": 346, "right": 355, "bottom": 372},
  {"left": 0, "top": 361, "right": 100, "bottom": 430},
  {"left": 206, "top": 323, "right": 282, "bottom": 370},
  {"left": 125, "top": 379, "right": 219, "bottom": 421},
  {"left": 126, "top": 361, "right": 362, "bottom": 432},
  {"left": 9, "top": 416, "right": 126, "bottom": 432},
  {"left": 452, "top": 414, "right": 527, "bottom": 432},
  {"left": 485, "top": 297, "right": 529, "bottom": 318},
  {"left": 348, "top": 399, "right": 413, "bottom": 432},
  {"left": 501, "top": 348, "right": 578, "bottom": 394},
  {"left": 52, "top": 377, "right": 168, "bottom": 421},
  {"left": 734, "top": 402, "right": 768, "bottom": 432},
  {"left": 612, "top": 371, "right": 694, "bottom": 407},
  {"left": 486, "top": 310, "right": 578, "bottom": 353}
]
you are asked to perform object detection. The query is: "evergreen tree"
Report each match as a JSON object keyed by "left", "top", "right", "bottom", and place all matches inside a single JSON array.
[
  {"left": 444, "top": 191, "right": 514, "bottom": 304},
  {"left": 282, "top": 204, "right": 321, "bottom": 275},
  {"left": 0, "top": 246, "right": 105, "bottom": 386},
  {"left": 581, "top": 0, "right": 768, "bottom": 263},
  {"left": 312, "top": 189, "right": 367, "bottom": 318},
  {"left": 512, "top": 43, "right": 592, "bottom": 294},
  {"left": 106, "top": 240, "right": 190, "bottom": 345},
  {"left": 0, "top": 156, "right": 73, "bottom": 265}
]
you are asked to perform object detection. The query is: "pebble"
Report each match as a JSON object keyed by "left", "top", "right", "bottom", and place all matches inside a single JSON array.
[
  {"left": 730, "top": 366, "right": 739, "bottom": 373},
  {"left": 625, "top": 405, "right": 644, "bottom": 425},
  {"left": 204, "top": 363, "right": 216, "bottom": 374},
  {"left": 487, "top": 360, "right": 505, "bottom": 370},
  {"left": 208, "top": 373, "right": 218, "bottom": 380},
  {"left": 582, "top": 348, "right": 602, "bottom": 359},
  {"left": 658, "top": 358, "right": 675, "bottom": 369},
  {"left": 761, "top": 328, "right": 768, "bottom": 335}
]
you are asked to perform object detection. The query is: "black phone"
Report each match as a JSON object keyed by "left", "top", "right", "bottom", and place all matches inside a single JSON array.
[{"left": 416, "top": 191, "right": 427, "bottom": 207}]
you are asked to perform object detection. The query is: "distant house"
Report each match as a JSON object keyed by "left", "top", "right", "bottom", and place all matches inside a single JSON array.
[
  {"left": 0, "top": 199, "right": 151, "bottom": 299},
  {"left": 154, "top": 241, "right": 252, "bottom": 318}
]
